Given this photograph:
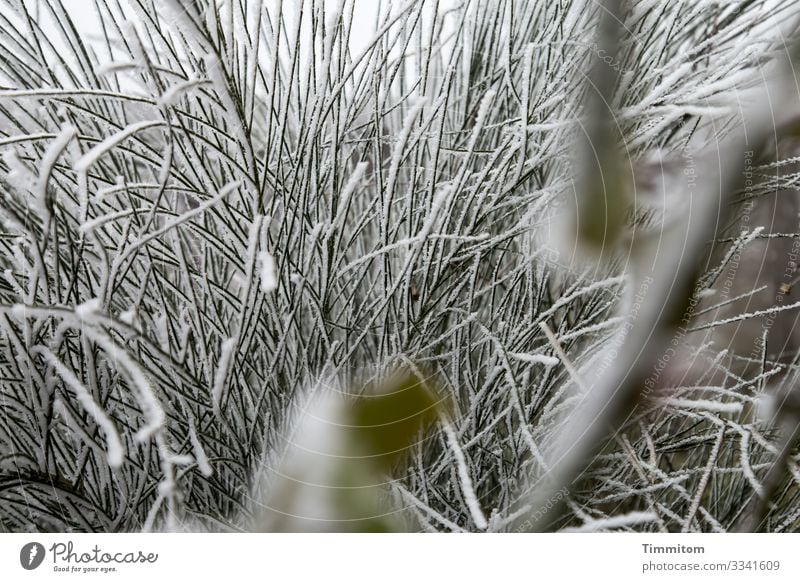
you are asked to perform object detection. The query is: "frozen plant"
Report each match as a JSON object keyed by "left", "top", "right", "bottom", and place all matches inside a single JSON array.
[{"left": 0, "top": 0, "right": 799, "bottom": 533}]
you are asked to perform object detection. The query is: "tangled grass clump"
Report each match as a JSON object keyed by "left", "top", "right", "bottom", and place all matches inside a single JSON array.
[{"left": 1, "top": 0, "right": 800, "bottom": 532}]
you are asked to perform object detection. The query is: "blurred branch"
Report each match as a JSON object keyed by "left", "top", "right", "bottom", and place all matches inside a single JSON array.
[
  {"left": 572, "top": 0, "right": 630, "bottom": 253},
  {"left": 521, "top": 8, "right": 800, "bottom": 532}
]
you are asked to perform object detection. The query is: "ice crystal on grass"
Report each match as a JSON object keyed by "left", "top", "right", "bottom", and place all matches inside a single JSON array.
[{"left": 0, "top": 0, "right": 799, "bottom": 533}]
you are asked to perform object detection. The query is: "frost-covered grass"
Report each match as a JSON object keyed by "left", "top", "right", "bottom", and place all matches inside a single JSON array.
[{"left": 1, "top": 0, "right": 800, "bottom": 532}]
